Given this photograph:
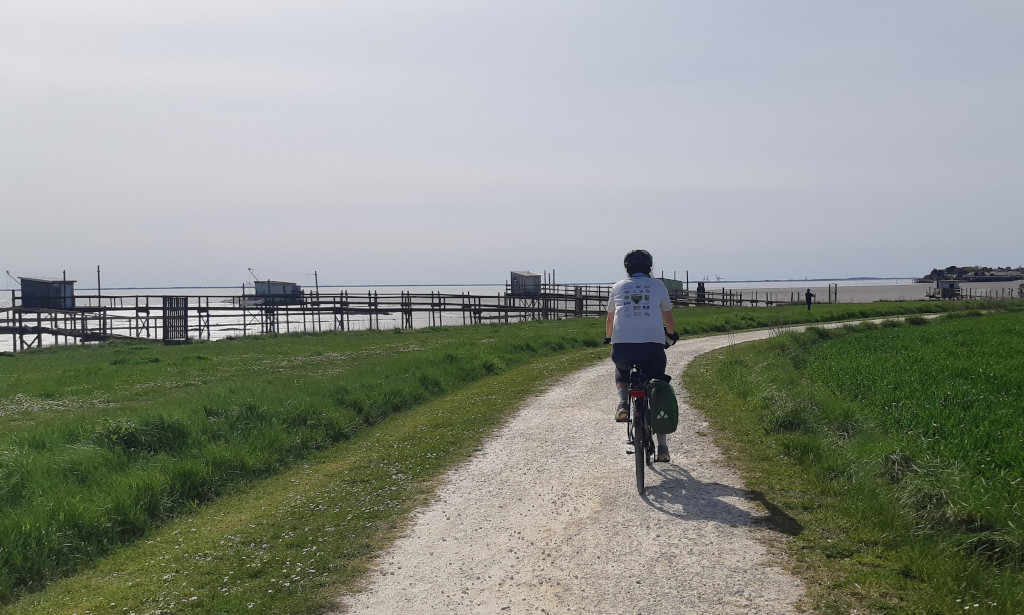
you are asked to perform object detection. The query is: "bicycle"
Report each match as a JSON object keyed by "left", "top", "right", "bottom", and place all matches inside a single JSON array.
[
  {"left": 625, "top": 361, "right": 655, "bottom": 495},
  {"left": 607, "top": 329, "right": 678, "bottom": 494}
]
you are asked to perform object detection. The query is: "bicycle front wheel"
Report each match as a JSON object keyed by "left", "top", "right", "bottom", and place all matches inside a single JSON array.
[{"left": 634, "top": 399, "right": 646, "bottom": 495}]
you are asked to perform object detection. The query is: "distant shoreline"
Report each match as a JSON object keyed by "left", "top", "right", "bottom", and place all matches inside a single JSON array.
[{"left": 3, "top": 276, "right": 917, "bottom": 293}]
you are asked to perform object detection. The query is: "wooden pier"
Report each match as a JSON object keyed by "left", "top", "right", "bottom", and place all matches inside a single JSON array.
[
  {"left": 8, "top": 279, "right": 965, "bottom": 354},
  {"left": 1, "top": 285, "right": 613, "bottom": 353},
  {"left": 668, "top": 286, "right": 818, "bottom": 307}
]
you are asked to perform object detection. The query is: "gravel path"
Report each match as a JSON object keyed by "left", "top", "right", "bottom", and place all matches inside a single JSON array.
[{"left": 334, "top": 330, "right": 806, "bottom": 614}]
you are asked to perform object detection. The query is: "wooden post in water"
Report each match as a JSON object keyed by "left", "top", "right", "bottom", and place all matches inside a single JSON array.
[
  {"left": 401, "top": 291, "right": 413, "bottom": 329},
  {"left": 314, "top": 271, "right": 321, "bottom": 333}
]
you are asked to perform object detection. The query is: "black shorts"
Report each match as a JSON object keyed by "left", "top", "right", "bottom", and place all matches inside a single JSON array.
[{"left": 611, "top": 342, "right": 667, "bottom": 383}]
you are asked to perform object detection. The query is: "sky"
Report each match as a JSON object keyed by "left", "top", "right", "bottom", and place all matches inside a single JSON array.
[{"left": 2, "top": 1, "right": 1022, "bottom": 288}]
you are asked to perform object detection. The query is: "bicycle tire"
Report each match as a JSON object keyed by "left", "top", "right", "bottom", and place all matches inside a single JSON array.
[{"left": 634, "top": 397, "right": 646, "bottom": 494}]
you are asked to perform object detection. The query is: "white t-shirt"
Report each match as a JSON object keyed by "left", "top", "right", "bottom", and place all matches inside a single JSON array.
[{"left": 606, "top": 274, "right": 673, "bottom": 344}]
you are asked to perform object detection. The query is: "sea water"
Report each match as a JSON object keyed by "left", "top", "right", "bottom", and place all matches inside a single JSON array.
[
  {"left": 0, "top": 284, "right": 508, "bottom": 353},
  {"left": 5, "top": 278, "right": 1020, "bottom": 354}
]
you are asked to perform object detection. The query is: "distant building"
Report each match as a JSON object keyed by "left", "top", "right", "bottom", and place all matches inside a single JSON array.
[
  {"left": 658, "top": 277, "right": 683, "bottom": 293},
  {"left": 934, "top": 279, "right": 961, "bottom": 299},
  {"left": 509, "top": 271, "right": 542, "bottom": 296},
  {"left": 20, "top": 277, "right": 76, "bottom": 309},
  {"left": 254, "top": 280, "right": 303, "bottom": 305}
]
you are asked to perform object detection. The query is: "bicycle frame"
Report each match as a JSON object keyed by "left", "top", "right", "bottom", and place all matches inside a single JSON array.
[{"left": 626, "top": 364, "right": 654, "bottom": 495}]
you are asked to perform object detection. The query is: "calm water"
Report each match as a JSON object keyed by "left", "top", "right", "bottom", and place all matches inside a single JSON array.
[
  {"left": 6, "top": 278, "right": 1020, "bottom": 354},
  {"left": 0, "top": 279, "right": 912, "bottom": 308},
  {"left": 0, "top": 284, "right": 521, "bottom": 352}
]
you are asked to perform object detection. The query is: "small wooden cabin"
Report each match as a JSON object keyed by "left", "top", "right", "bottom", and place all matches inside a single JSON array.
[
  {"left": 934, "top": 280, "right": 961, "bottom": 299},
  {"left": 509, "top": 271, "right": 542, "bottom": 296},
  {"left": 20, "top": 277, "right": 76, "bottom": 309},
  {"left": 254, "top": 280, "right": 303, "bottom": 305},
  {"left": 658, "top": 277, "right": 686, "bottom": 300},
  {"left": 658, "top": 277, "right": 683, "bottom": 293}
]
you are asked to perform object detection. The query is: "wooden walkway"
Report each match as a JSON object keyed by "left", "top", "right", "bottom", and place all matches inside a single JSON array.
[
  {"left": 1, "top": 285, "right": 613, "bottom": 353},
  {"left": 1, "top": 282, "right": 858, "bottom": 354}
]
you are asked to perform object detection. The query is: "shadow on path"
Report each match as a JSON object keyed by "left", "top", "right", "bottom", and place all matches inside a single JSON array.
[{"left": 641, "top": 464, "right": 803, "bottom": 536}]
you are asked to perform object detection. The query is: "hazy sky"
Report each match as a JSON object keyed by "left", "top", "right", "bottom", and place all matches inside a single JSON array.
[{"left": 3, "top": 1, "right": 1022, "bottom": 288}]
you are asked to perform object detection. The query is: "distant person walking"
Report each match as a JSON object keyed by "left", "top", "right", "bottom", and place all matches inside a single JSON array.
[{"left": 805, "top": 288, "right": 815, "bottom": 310}]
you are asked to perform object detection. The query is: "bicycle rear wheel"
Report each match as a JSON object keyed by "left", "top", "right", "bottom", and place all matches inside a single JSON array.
[{"left": 633, "top": 398, "right": 646, "bottom": 494}]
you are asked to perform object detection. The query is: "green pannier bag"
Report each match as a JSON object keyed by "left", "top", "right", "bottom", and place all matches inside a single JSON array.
[{"left": 647, "top": 376, "right": 678, "bottom": 434}]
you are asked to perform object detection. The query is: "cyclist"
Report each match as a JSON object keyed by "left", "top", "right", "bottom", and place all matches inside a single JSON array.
[{"left": 604, "top": 249, "right": 679, "bottom": 462}]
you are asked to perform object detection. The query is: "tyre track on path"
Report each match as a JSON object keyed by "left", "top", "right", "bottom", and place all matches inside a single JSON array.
[{"left": 334, "top": 330, "right": 806, "bottom": 614}]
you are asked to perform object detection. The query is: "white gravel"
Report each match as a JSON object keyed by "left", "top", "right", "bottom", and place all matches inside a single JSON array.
[{"left": 334, "top": 330, "right": 806, "bottom": 615}]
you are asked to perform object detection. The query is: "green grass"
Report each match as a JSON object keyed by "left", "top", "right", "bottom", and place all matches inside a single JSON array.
[
  {"left": 3, "top": 348, "right": 608, "bottom": 615},
  {"left": 686, "top": 304, "right": 1024, "bottom": 614},
  {"left": 666, "top": 299, "right": 983, "bottom": 336},
  {"left": 0, "top": 319, "right": 606, "bottom": 606},
  {"left": 0, "top": 298, "right": 1012, "bottom": 614}
]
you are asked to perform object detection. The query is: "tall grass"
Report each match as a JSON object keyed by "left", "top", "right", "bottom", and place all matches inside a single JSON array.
[
  {"left": 686, "top": 305, "right": 1024, "bottom": 614},
  {"left": 4, "top": 346, "right": 610, "bottom": 615},
  {"left": 803, "top": 312, "right": 1024, "bottom": 564},
  {"left": 0, "top": 321, "right": 602, "bottom": 603}
]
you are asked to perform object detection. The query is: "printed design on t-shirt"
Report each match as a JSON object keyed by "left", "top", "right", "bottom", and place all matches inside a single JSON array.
[{"left": 621, "top": 283, "right": 654, "bottom": 317}]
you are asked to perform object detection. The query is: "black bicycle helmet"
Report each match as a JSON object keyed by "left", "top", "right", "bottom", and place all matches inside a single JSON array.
[{"left": 624, "top": 249, "right": 653, "bottom": 274}]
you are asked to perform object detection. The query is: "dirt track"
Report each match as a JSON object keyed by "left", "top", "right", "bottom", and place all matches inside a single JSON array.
[{"left": 334, "top": 330, "right": 805, "bottom": 614}]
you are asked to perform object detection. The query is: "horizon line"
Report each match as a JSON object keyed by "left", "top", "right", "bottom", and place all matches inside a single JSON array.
[{"left": 2, "top": 276, "right": 920, "bottom": 292}]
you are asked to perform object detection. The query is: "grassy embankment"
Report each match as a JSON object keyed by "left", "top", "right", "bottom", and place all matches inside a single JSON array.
[
  {"left": 0, "top": 299, "right": 1002, "bottom": 614},
  {"left": 687, "top": 304, "right": 1024, "bottom": 614}
]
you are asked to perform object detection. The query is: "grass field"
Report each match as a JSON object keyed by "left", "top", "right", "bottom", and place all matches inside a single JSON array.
[
  {"left": 686, "top": 305, "right": 1024, "bottom": 614},
  {"left": 0, "top": 318, "right": 610, "bottom": 607},
  {"left": 0, "top": 299, "right": 1012, "bottom": 614}
]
